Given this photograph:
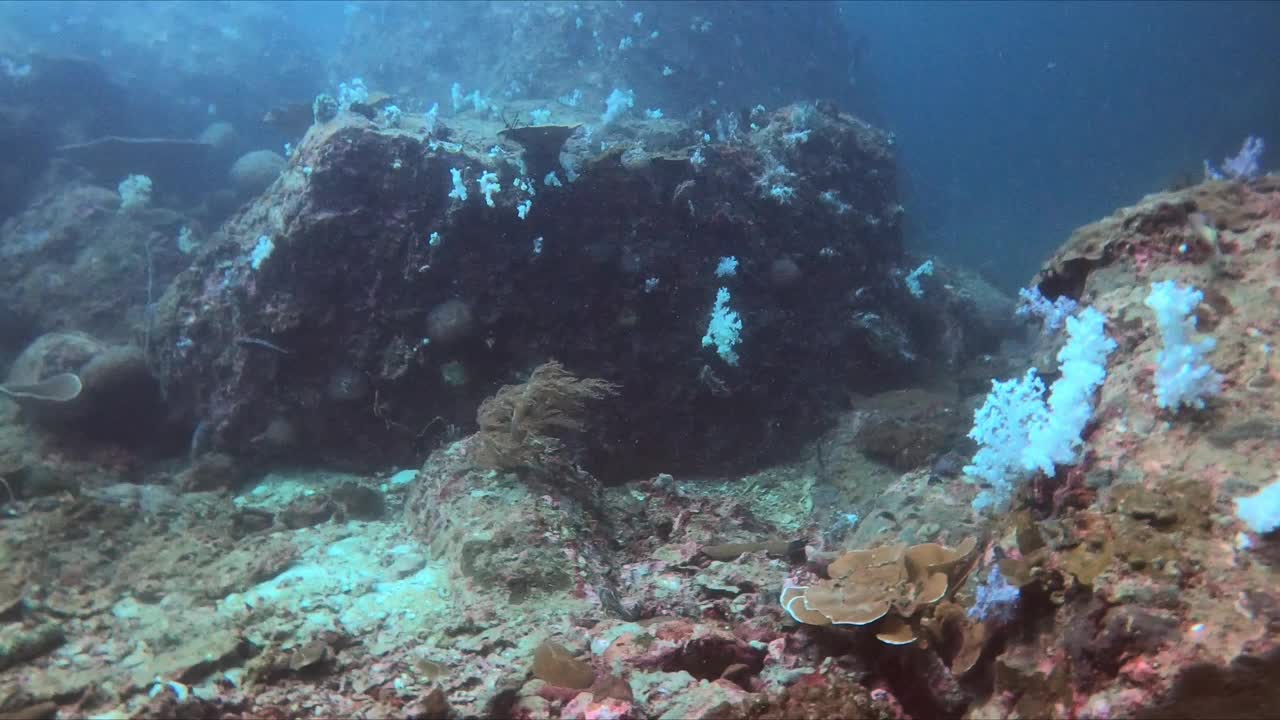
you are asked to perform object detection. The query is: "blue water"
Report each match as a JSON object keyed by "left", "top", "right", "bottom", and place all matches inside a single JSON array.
[{"left": 845, "top": 0, "right": 1280, "bottom": 286}]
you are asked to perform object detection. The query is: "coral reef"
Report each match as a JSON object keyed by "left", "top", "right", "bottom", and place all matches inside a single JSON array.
[{"left": 0, "top": 23, "right": 1276, "bottom": 716}]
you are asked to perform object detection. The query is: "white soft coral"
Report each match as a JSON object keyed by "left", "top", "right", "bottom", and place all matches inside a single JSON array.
[
  {"left": 964, "top": 306, "right": 1117, "bottom": 512},
  {"left": 1144, "top": 281, "right": 1222, "bottom": 411}
]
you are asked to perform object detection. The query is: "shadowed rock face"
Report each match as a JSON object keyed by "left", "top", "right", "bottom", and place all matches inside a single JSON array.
[{"left": 149, "top": 101, "right": 994, "bottom": 477}]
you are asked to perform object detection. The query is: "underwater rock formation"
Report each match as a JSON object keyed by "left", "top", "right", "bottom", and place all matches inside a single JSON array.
[
  {"left": 149, "top": 98, "right": 997, "bottom": 476},
  {"left": 956, "top": 176, "right": 1280, "bottom": 720}
]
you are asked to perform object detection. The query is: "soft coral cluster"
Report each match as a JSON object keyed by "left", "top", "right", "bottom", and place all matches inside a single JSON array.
[{"left": 964, "top": 306, "right": 1117, "bottom": 511}]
